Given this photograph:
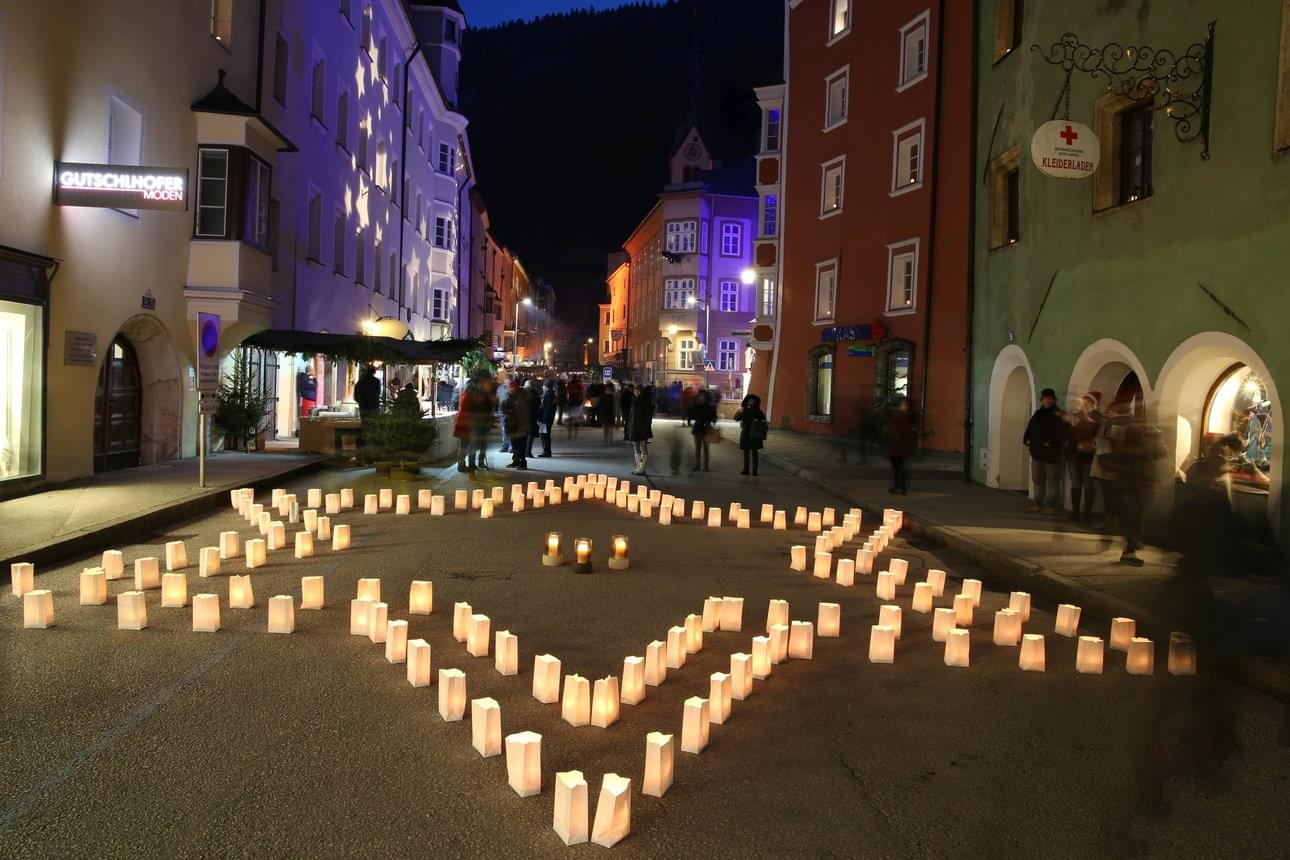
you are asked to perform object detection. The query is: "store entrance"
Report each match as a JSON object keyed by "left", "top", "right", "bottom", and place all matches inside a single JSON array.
[{"left": 93, "top": 337, "right": 143, "bottom": 472}]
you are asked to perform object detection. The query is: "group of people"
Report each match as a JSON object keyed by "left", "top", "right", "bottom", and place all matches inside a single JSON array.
[{"left": 1024, "top": 388, "right": 1165, "bottom": 565}]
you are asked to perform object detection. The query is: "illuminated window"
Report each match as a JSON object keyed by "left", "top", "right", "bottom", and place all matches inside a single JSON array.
[
  {"left": 431, "top": 287, "right": 449, "bottom": 321},
  {"left": 886, "top": 240, "right": 919, "bottom": 313},
  {"left": 718, "top": 279, "right": 739, "bottom": 312},
  {"left": 677, "top": 338, "right": 697, "bottom": 370},
  {"left": 718, "top": 339, "right": 738, "bottom": 371},
  {"left": 0, "top": 299, "right": 45, "bottom": 481},
  {"left": 814, "top": 260, "right": 837, "bottom": 323},
  {"left": 210, "top": 0, "right": 233, "bottom": 45},
  {"left": 829, "top": 0, "right": 850, "bottom": 39},
  {"left": 825, "top": 68, "right": 849, "bottom": 128},
  {"left": 820, "top": 158, "right": 845, "bottom": 216},
  {"left": 665, "top": 221, "right": 697, "bottom": 254},
  {"left": 759, "top": 277, "right": 777, "bottom": 318},
  {"left": 434, "top": 216, "right": 453, "bottom": 249},
  {"left": 663, "top": 277, "right": 695, "bottom": 309},
  {"left": 719, "top": 222, "right": 743, "bottom": 257},
  {"left": 891, "top": 120, "right": 925, "bottom": 193},
  {"left": 808, "top": 348, "right": 834, "bottom": 417},
  {"left": 899, "top": 12, "right": 929, "bottom": 88},
  {"left": 1204, "top": 365, "right": 1273, "bottom": 490},
  {"left": 762, "top": 194, "right": 778, "bottom": 236}
]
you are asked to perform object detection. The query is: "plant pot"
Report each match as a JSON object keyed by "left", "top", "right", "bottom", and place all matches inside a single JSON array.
[
  {"left": 373, "top": 462, "right": 394, "bottom": 477},
  {"left": 391, "top": 465, "right": 422, "bottom": 480}
]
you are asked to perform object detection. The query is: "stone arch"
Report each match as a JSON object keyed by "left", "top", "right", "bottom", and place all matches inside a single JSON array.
[
  {"left": 1154, "top": 331, "right": 1282, "bottom": 537},
  {"left": 986, "top": 345, "right": 1035, "bottom": 491},
  {"left": 116, "top": 314, "right": 183, "bottom": 466},
  {"left": 1066, "top": 338, "right": 1154, "bottom": 414}
]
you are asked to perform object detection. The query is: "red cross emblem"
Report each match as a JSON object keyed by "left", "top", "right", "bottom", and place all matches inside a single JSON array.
[{"left": 1059, "top": 125, "right": 1079, "bottom": 146}]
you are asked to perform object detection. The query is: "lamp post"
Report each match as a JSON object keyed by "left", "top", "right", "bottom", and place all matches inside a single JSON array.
[
  {"left": 513, "top": 296, "right": 532, "bottom": 365},
  {"left": 685, "top": 294, "right": 711, "bottom": 384}
]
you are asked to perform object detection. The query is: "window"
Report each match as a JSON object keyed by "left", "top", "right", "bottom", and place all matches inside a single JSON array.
[
  {"left": 717, "top": 339, "right": 738, "bottom": 372},
  {"left": 335, "top": 91, "right": 349, "bottom": 149},
  {"left": 758, "top": 277, "right": 777, "bottom": 318},
  {"left": 820, "top": 158, "right": 845, "bottom": 216},
  {"left": 0, "top": 299, "right": 44, "bottom": 481},
  {"left": 431, "top": 286, "right": 448, "bottom": 321},
  {"left": 814, "top": 261, "right": 837, "bottom": 323},
  {"left": 886, "top": 240, "right": 919, "bottom": 312},
  {"left": 243, "top": 155, "right": 270, "bottom": 247},
  {"left": 374, "top": 140, "right": 388, "bottom": 189},
  {"left": 719, "top": 222, "right": 743, "bottom": 257},
  {"left": 663, "top": 277, "right": 695, "bottom": 309},
  {"left": 881, "top": 346, "right": 913, "bottom": 399},
  {"left": 195, "top": 148, "right": 229, "bottom": 237},
  {"left": 210, "top": 0, "right": 233, "bottom": 45},
  {"left": 333, "top": 210, "right": 347, "bottom": 275},
  {"left": 434, "top": 216, "right": 453, "bottom": 249},
  {"left": 1278, "top": 5, "right": 1290, "bottom": 153},
  {"left": 358, "top": 124, "right": 369, "bottom": 172},
  {"left": 373, "top": 239, "right": 382, "bottom": 293},
  {"left": 762, "top": 194, "right": 778, "bottom": 237},
  {"left": 677, "top": 338, "right": 697, "bottom": 370},
  {"left": 445, "top": 17, "right": 458, "bottom": 43},
  {"left": 306, "top": 190, "right": 322, "bottom": 262},
  {"left": 892, "top": 120, "right": 924, "bottom": 192},
  {"left": 829, "top": 0, "right": 850, "bottom": 39},
  {"left": 361, "top": 5, "right": 372, "bottom": 54},
  {"left": 311, "top": 59, "right": 326, "bottom": 124},
  {"left": 665, "top": 220, "right": 697, "bottom": 254},
  {"left": 438, "top": 142, "right": 452, "bottom": 173},
  {"left": 989, "top": 145, "right": 1021, "bottom": 248},
  {"left": 993, "top": 0, "right": 1023, "bottom": 62},
  {"left": 899, "top": 13, "right": 929, "bottom": 88},
  {"left": 389, "top": 256, "right": 399, "bottom": 303},
  {"left": 809, "top": 349, "right": 834, "bottom": 417},
  {"left": 1204, "top": 364, "right": 1273, "bottom": 488},
  {"left": 825, "top": 68, "right": 849, "bottom": 129},
  {"left": 765, "top": 108, "right": 781, "bottom": 151},
  {"left": 718, "top": 279, "right": 739, "bottom": 312},
  {"left": 272, "top": 33, "right": 288, "bottom": 105},
  {"left": 355, "top": 228, "right": 367, "bottom": 285},
  {"left": 378, "top": 36, "right": 388, "bottom": 81},
  {"left": 1119, "top": 104, "right": 1154, "bottom": 204}
]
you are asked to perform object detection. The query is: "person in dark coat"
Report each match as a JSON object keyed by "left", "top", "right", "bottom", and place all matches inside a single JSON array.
[
  {"left": 733, "top": 394, "right": 767, "bottom": 476},
  {"left": 886, "top": 397, "right": 918, "bottom": 494},
  {"left": 354, "top": 365, "right": 382, "bottom": 420},
  {"left": 1024, "top": 387, "right": 1068, "bottom": 513},
  {"left": 538, "top": 380, "right": 557, "bottom": 457},
  {"left": 598, "top": 382, "right": 617, "bottom": 443},
  {"left": 689, "top": 389, "right": 717, "bottom": 472},
  {"left": 555, "top": 378, "right": 568, "bottom": 426},
  {"left": 619, "top": 383, "right": 634, "bottom": 437},
  {"left": 524, "top": 379, "right": 540, "bottom": 458},
  {"left": 503, "top": 381, "right": 531, "bottom": 470},
  {"left": 627, "top": 385, "right": 654, "bottom": 475}
]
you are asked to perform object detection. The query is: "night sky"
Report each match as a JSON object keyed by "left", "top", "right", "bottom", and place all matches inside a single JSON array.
[{"left": 459, "top": 0, "right": 650, "bottom": 28}]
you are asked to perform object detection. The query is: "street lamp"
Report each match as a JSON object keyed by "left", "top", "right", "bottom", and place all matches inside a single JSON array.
[
  {"left": 740, "top": 267, "right": 757, "bottom": 285},
  {"left": 685, "top": 294, "right": 711, "bottom": 376},
  {"left": 513, "top": 296, "right": 533, "bottom": 364}
]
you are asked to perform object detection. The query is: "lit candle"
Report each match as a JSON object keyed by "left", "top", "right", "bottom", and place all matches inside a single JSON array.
[
  {"left": 332, "top": 524, "right": 351, "bottom": 551},
  {"left": 788, "top": 620, "right": 815, "bottom": 660},
  {"left": 574, "top": 538, "right": 593, "bottom": 573},
  {"left": 472, "top": 697, "right": 502, "bottom": 758},
  {"left": 505, "top": 731, "right": 543, "bottom": 797},
  {"left": 659, "top": 505, "right": 672, "bottom": 525},
  {"left": 340, "top": 488, "right": 355, "bottom": 508},
  {"left": 1054, "top": 603, "right": 1081, "bottom": 637},
  {"left": 201, "top": 546, "right": 222, "bottom": 576},
  {"left": 495, "top": 629, "right": 518, "bottom": 675},
  {"left": 813, "top": 552, "right": 832, "bottom": 579},
  {"left": 384, "top": 619, "right": 408, "bottom": 663},
  {"left": 395, "top": 494, "right": 411, "bottom": 515},
  {"left": 1019, "top": 633, "right": 1046, "bottom": 671},
  {"left": 878, "top": 604, "right": 902, "bottom": 638},
  {"left": 953, "top": 593, "right": 974, "bottom": 627},
  {"left": 454, "top": 489, "right": 468, "bottom": 510},
  {"left": 22, "top": 589, "right": 54, "bottom": 629},
  {"left": 364, "top": 494, "right": 379, "bottom": 515},
  {"left": 911, "top": 582, "right": 933, "bottom": 613},
  {"left": 793, "top": 506, "right": 808, "bottom": 526},
  {"left": 751, "top": 635, "right": 772, "bottom": 679},
  {"left": 161, "top": 573, "right": 188, "bottom": 608},
  {"left": 932, "top": 607, "right": 957, "bottom": 642},
  {"left": 134, "top": 557, "right": 161, "bottom": 590},
  {"left": 645, "top": 640, "right": 667, "bottom": 686},
  {"left": 409, "top": 580, "right": 433, "bottom": 615},
  {"left": 769, "top": 623, "right": 790, "bottom": 664},
  {"left": 790, "top": 545, "right": 807, "bottom": 572},
  {"left": 480, "top": 499, "right": 495, "bottom": 519},
  {"left": 626, "top": 494, "right": 639, "bottom": 514},
  {"left": 302, "top": 509, "right": 318, "bottom": 533},
  {"left": 1008, "top": 590, "right": 1031, "bottom": 621},
  {"left": 876, "top": 571, "right": 897, "bottom": 601},
  {"left": 117, "top": 590, "right": 148, "bottom": 630},
  {"left": 720, "top": 596, "right": 743, "bottom": 632},
  {"left": 766, "top": 598, "right": 789, "bottom": 632},
  {"left": 407, "top": 639, "right": 432, "bottom": 686},
  {"left": 471, "top": 489, "right": 485, "bottom": 510},
  {"left": 267, "top": 594, "right": 295, "bottom": 634},
  {"left": 638, "top": 499, "right": 651, "bottom": 518},
  {"left": 708, "top": 672, "right": 733, "bottom": 725},
  {"left": 681, "top": 696, "right": 710, "bottom": 754},
  {"left": 773, "top": 510, "right": 787, "bottom": 530},
  {"left": 807, "top": 512, "right": 822, "bottom": 533},
  {"left": 229, "top": 574, "right": 255, "bottom": 609},
  {"left": 856, "top": 549, "right": 875, "bottom": 575},
  {"left": 591, "top": 676, "right": 620, "bottom": 728},
  {"left": 102, "top": 550, "right": 125, "bottom": 580},
  {"left": 418, "top": 489, "right": 434, "bottom": 509},
  {"left": 643, "top": 732, "right": 674, "bottom": 797},
  {"left": 350, "top": 598, "right": 372, "bottom": 635},
  {"left": 608, "top": 535, "right": 629, "bottom": 570},
  {"left": 326, "top": 493, "right": 342, "bottom": 514},
  {"left": 512, "top": 496, "right": 525, "bottom": 513},
  {"left": 621, "top": 656, "right": 645, "bottom": 705},
  {"left": 192, "top": 593, "right": 220, "bottom": 632},
  {"left": 869, "top": 624, "right": 896, "bottom": 664},
  {"left": 944, "top": 628, "right": 971, "bottom": 667},
  {"left": 543, "top": 532, "right": 564, "bottom": 567},
  {"left": 357, "top": 578, "right": 381, "bottom": 602},
  {"left": 822, "top": 506, "right": 836, "bottom": 527},
  {"left": 294, "top": 531, "right": 315, "bottom": 559},
  {"left": 1110, "top": 617, "right": 1136, "bottom": 652},
  {"left": 1126, "top": 637, "right": 1155, "bottom": 675},
  {"left": 684, "top": 613, "right": 703, "bottom": 654},
  {"left": 266, "top": 522, "right": 286, "bottom": 552},
  {"left": 730, "top": 653, "right": 754, "bottom": 699},
  {"left": 562, "top": 674, "right": 591, "bottom": 726},
  {"left": 533, "top": 653, "right": 562, "bottom": 703},
  {"left": 79, "top": 568, "right": 107, "bottom": 605},
  {"left": 1076, "top": 635, "right": 1104, "bottom": 674},
  {"left": 1168, "top": 632, "right": 1196, "bottom": 676},
  {"left": 301, "top": 575, "right": 325, "bottom": 610},
  {"left": 737, "top": 509, "right": 751, "bottom": 529},
  {"left": 438, "top": 668, "right": 466, "bottom": 722},
  {"left": 316, "top": 516, "right": 332, "bottom": 542},
  {"left": 760, "top": 503, "right": 774, "bottom": 524},
  {"left": 672, "top": 497, "right": 685, "bottom": 518},
  {"left": 366, "top": 602, "right": 389, "bottom": 644},
  {"left": 691, "top": 500, "right": 705, "bottom": 520},
  {"left": 666, "top": 626, "right": 687, "bottom": 669},
  {"left": 818, "top": 602, "right": 841, "bottom": 637},
  {"left": 165, "top": 541, "right": 188, "bottom": 572},
  {"left": 430, "top": 495, "right": 445, "bottom": 516},
  {"left": 452, "top": 601, "right": 472, "bottom": 642},
  {"left": 467, "top": 614, "right": 492, "bottom": 657},
  {"left": 993, "top": 608, "right": 1022, "bottom": 646}
]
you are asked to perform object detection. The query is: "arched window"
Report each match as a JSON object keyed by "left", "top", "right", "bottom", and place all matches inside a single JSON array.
[
  {"left": 875, "top": 338, "right": 915, "bottom": 407},
  {"left": 1204, "top": 364, "right": 1273, "bottom": 490},
  {"left": 806, "top": 346, "right": 834, "bottom": 419}
]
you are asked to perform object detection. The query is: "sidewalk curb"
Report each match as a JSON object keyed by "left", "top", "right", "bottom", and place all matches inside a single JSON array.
[
  {"left": 2, "top": 458, "right": 325, "bottom": 573},
  {"left": 763, "top": 449, "right": 1290, "bottom": 703}
]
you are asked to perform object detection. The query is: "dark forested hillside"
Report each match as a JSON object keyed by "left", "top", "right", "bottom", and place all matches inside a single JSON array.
[{"left": 459, "top": 0, "right": 783, "bottom": 332}]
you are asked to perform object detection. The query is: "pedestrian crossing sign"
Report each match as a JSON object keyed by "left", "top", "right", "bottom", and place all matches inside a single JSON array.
[{"left": 703, "top": 360, "right": 717, "bottom": 372}]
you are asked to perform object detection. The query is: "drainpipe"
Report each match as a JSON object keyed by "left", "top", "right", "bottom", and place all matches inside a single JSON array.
[
  {"left": 963, "top": 0, "right": 981, "bottom": 480},
  {"left": 917, "top": 0, "right": 949, "bottom": 444},
  {"left": 399, "top": 42, "right": 424, "bottom": 326},
  {"left": 764, "top": 0, "right": 791, "bottom": 424},
  {"left": 254, "top": 0, "right": 267, "bottom": 112}
]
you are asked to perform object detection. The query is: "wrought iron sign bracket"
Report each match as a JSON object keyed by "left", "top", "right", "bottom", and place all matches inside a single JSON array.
[{"left": 1031, "top": 20, "right": 1216, "bottom": 160}]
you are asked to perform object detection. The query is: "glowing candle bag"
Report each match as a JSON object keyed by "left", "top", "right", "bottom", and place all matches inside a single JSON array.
[
  {"left": 506, "top": 731, "right": 543, "bottom": 797},
  {"left": 554, "top": 770, "right": 589, "bottom": 846},
  {"left": 438, "top": 668, "right": 466, "bottom": 721},
  {"left": 472, "top": 697, "right": 502, "bottom": 757},
  {"left": 643, "top": 732, "right": 674, "bottom": 797},
  {"left": 681, "top": 697, "right": 710, "bottom": 754},
  {"left": 591, "top": 774, "right": 632, "bottom": 848}
]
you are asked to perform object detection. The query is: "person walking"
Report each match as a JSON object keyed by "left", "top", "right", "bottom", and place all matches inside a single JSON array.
[
  {"left": 627, "top": 385, "right": 655, "bottom": 475},
  {"left": 497, "top": 375, "right": 513, "bottom": 455},
  {"left": 555, "top": 378, "right": 568, "bottom": 427},
  {"left": 689, "top": 389, "right": 717, "bottom": 471},
  {"left": 524, "top": 379, "right": 541, "bottom": 459},
  {"left": 619, "top": 383, "right": 634, "bottom": 439},
  {"left": 681, "top": 385, "right": 696, "bottom": 427},
  {"left": 565, "top": 375, "right": 584, "bottom": 439},
  {"left": 1066, "top": 391, "right": 1102, "bottom": 522},
  {"left": 354, "top": 364, "right": 382, "bottom": 420},
  {"left": 471, "top": 374, "right": 496, "bottom": 470},
  {"left": 503, "top": 382, "right": 531, "bottom": 470},
  {"left": 538, "top": 379, "right": 557, "bottom": 457},
  {"left": 1092, "top": 399, "right": 1160, "bottom": 565},
  {"left": 598, "top": 382, "right": 617, "bottom": 444},
  {"left": 886, "top": 397, "right": 918, "bottom": 494},
  {"left": 733, "top": 394, "right": 767, "bottom": 476},
  {"left": 1024, "top": 387, "right": 1067, "bottom": 513}
]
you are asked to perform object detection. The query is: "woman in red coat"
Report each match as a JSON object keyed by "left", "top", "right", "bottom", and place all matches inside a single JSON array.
[{"left": 887, "top": 397, "right": 918, "bottom": 495}]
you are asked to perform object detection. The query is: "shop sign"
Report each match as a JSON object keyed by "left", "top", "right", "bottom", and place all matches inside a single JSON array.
[
  {"left": 199, "top": 390, "right": 219, "bottom": 416},
  {"left": 1030, "top": 120, "right": 1099, "bottom": 179},
  {"left": 197, "top": 313, "right": 221, "bottom": 392},
  {"left": 63, "top": 330, "right": 98, "bottom": 366},
  {"left": 821, "top": 324, "right": 873, "bottom": 343},
  {"left": 53, "top": 162, "right": 189, "bottom": 211},
  {"left": 846, "top": 343, "right": 876, "bottom": 357},
  {"left": 730, "top": 329, "right": 752, "bottom": 337}
]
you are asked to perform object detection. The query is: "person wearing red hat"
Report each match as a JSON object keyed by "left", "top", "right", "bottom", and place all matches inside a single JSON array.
[{"left": 1065, "top": 391, "right": 1102, "bottom": 522}]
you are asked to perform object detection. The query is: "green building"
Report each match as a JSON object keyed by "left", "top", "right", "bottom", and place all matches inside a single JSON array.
[{"left": 971, "top": 1, "right": 1290, "bottom": 549}]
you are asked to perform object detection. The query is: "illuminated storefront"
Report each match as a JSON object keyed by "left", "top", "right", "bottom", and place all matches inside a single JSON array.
[
  {"left": 1205, "top": 364, "right": 1273, "bottom": 490},
  {"left": 0, "top": 248, "right": 53, "bottom": 490}
]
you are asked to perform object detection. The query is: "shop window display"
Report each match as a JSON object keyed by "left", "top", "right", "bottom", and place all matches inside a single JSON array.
[
  {"left": 1204, "top": 364, "right": 1272, "bottom": 490},
  {"left": 0, "top": 300, "right": 44, "bottom": 481}
]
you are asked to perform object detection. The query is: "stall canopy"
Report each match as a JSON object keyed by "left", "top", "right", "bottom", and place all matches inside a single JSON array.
[{"left": 239, "top": 330, "right": 482, "bottom": 365}]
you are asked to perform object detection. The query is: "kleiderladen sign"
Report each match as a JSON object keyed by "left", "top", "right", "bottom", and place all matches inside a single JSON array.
[
  {"left": 1030, "top": 121, "right": 1100, "bottom": 179},
  {"left": 53, "top": 162, "right": 189, "bottom": 211}
]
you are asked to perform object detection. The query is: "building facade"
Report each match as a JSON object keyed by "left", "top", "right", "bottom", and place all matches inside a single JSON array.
[
  {"left": 746, "top": 84, "right": 785, "bottom": 404},
  {"left": 768, "top": 0, "right": 971, "bottom": 451},
  {"left": 621, "top": 128, "right": 759, "bottom": 399},
  {"left": 972, "top": 0, "right": 1290, "bottom": 546},
  {"left": 600, "top": 253, "right": 629, "bottom": 368}
]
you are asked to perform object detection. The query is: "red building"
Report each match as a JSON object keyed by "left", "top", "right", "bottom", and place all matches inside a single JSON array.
[{"left": 768, "top": 0, "right": 971, "bottom": 453}]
